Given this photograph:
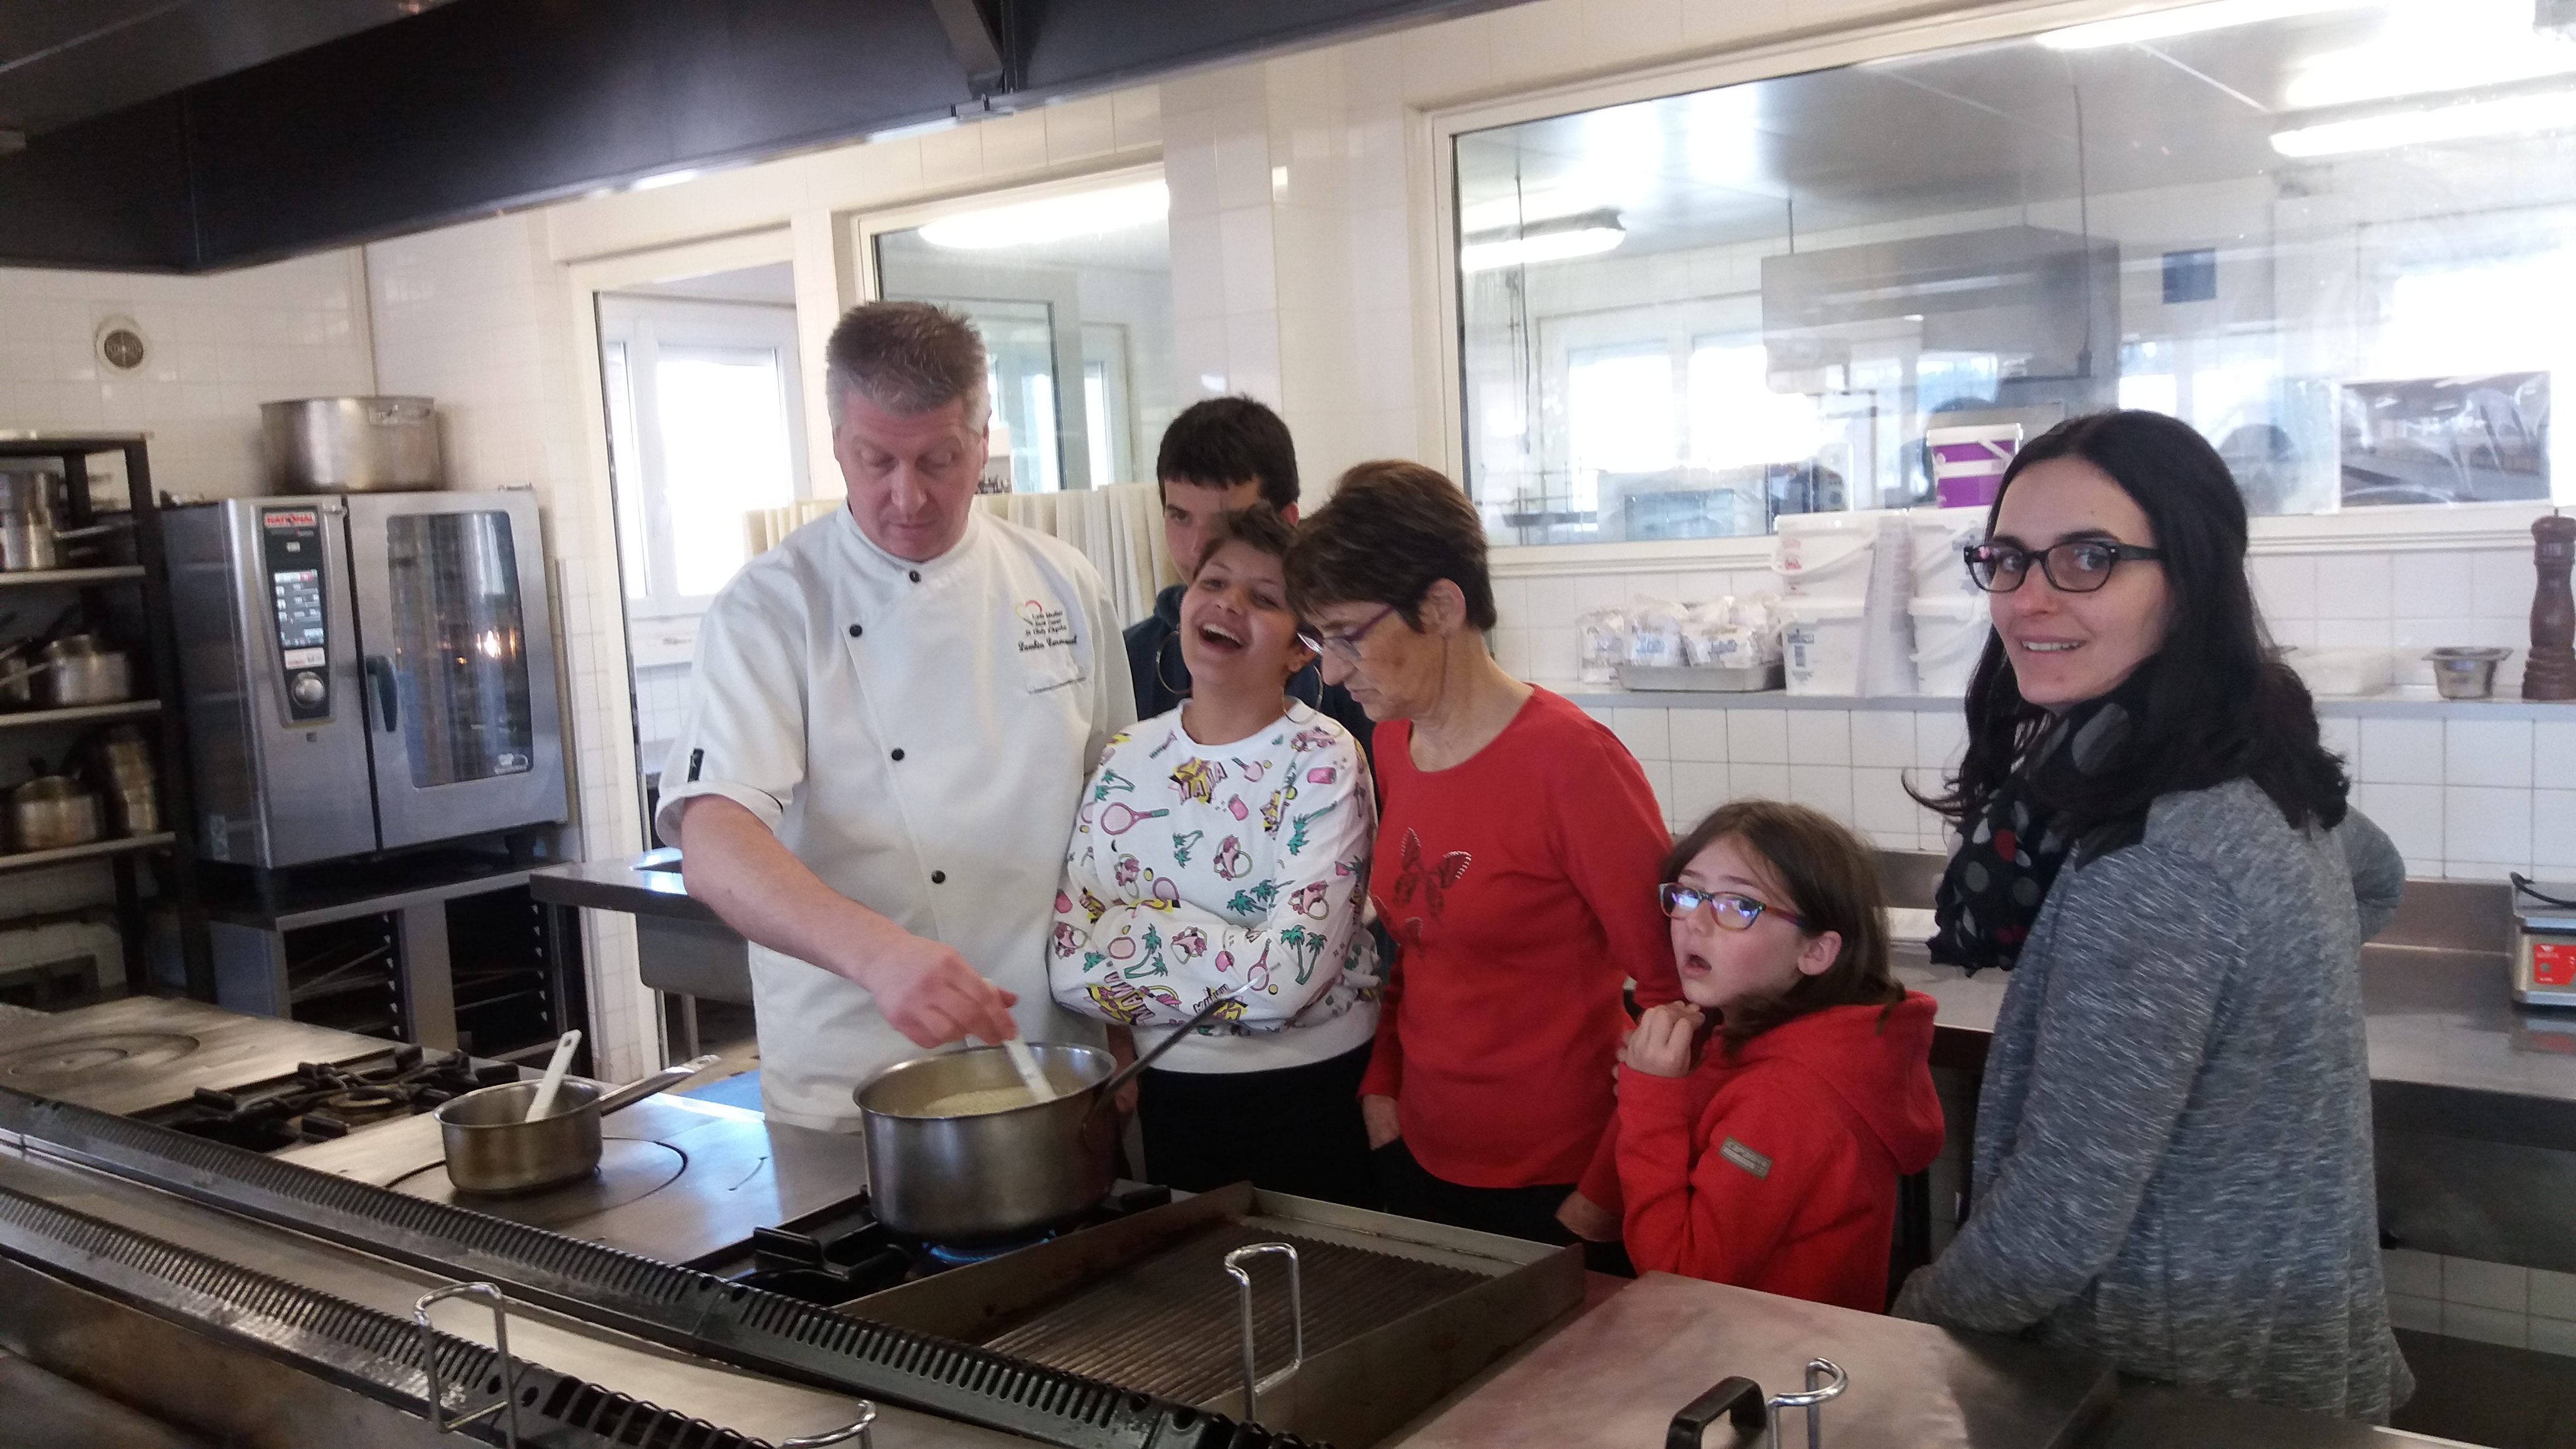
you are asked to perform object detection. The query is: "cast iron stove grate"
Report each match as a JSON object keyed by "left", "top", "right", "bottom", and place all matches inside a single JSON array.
[
  {"left": 134, "top": 1044, "right": 516, "bottom": 1151},
  {"left": 732, "top": 1184, "right": 1178, "bottom": 1303}
]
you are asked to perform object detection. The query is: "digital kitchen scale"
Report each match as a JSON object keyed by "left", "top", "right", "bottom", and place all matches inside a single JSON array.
[{"left": 2512, "top": 877, "right": 2576, "bottom": 1008}]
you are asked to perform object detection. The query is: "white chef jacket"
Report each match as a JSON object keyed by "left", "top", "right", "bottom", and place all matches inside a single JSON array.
[{"left": 656, "top": 506, "right": 1133, "bottom": 1131}]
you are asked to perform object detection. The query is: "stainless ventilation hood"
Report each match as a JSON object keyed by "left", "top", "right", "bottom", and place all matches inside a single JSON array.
[{"left": 1761, "top": 225, "right": 2121, "bottom": 399}]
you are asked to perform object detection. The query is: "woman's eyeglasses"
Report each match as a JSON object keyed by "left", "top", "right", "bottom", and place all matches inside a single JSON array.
[
  {"left": 1964, "top": 539, "right": 2165, "bottom": 595},
  {"left": 1297, "top": 602, "right": 1400, "bottom": 663},
  {"left": 1657, "top": 882, "right": 1812, "bottom": 932}
]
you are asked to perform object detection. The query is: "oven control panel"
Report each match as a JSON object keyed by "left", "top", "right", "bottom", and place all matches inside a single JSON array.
[{"left": 261, "top": 508, "right": 331, "bottom": 723}]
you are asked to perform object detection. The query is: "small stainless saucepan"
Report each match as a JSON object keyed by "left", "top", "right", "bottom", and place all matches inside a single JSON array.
[
  {"left": 36, "top": 633, "right": 130, "bottom": 707},
  {"left": 434, "top": 1053, "right": 720, "bottom": 1195}
]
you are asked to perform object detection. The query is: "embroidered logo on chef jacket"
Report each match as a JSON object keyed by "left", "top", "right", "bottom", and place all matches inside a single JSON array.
[
  {"left": 1015, "top": 598, "right": 1078, "bottom": 654},
  {"left": 1719, "top": 1136, "right": 1773, "bottom": 1179}
]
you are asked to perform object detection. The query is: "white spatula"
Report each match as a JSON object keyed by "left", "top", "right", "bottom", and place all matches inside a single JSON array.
[
  {"left": 522, "top": 1028, "right": 582, "bottom": 1123},
  {"left": 997, "top": 1035, "right": 1055, "bottom": 1105}
]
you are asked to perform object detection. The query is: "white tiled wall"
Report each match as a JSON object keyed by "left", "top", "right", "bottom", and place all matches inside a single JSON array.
[
  {"left": 0, "top": 251, "right": 374, "bottom": 497},
  {"left": 2385, "top": 1247, "right": 2576, "bottom": 1359}
]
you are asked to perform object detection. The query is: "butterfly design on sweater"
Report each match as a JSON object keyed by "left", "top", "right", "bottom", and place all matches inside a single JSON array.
[{"left": 1390, "top": 829, "right": 1472, "bottom": 919}]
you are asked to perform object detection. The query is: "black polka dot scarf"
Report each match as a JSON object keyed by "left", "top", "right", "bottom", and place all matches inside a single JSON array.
[{"left": 1928, "top": 668, "right": 2155, "bottom": 974}]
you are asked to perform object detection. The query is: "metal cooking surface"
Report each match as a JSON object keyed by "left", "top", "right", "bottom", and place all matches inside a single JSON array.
[
  {"left": 386, "top": 1138, "right": 688, "bottom": 1224},
  {"left": 981, "top": 1220, "right": 1488, "bottom": 1405},
  {"left": 0, "top": 998, "right": 393, "bottom": 1115},
  {"left": 277, "top": 1091, "right": 869, "bottom": 1266}
]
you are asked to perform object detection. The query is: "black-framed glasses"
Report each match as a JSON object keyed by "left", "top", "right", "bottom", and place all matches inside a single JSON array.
[
  {"left": 1657, "top": 882, "right": 1812, "bottom": 932},
  {"left": 1965, "top": 539, "right": 2165, "bottom": 595},
  {"left": 1299, "top": 603, "right": 1399, "bottom": 663}
]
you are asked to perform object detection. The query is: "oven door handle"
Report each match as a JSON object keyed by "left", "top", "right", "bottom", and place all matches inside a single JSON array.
[{"left": 363, "top": 655, "right": 398, "bottom": 733}]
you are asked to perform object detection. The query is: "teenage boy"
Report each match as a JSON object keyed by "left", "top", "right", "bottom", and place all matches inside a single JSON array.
[{"left": 1124, "top": 396, "right": 1373, "bottom": 752}]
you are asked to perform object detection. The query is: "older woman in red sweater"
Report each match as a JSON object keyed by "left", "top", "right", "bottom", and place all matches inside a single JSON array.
[{"left": 1286, "top": 461, "right": 1677, "bottom": 1261}]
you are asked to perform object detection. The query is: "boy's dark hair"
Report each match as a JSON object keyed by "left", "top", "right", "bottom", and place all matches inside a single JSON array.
[
  {"left": 1156, "top": 396, "right": 1299, "bottom": 511},
  {"left": 1913, "top": 409, "right": 2348, "bottom": 840},
  {"left": 1284, "top": 459, "right": 1497, "bottom": 630},
  {"left": 1663, "top": 799, "right": 1901, "bottom": 1047},
  {"left": 1194, "top": 504, "right": 1298, "bottom": 577}
]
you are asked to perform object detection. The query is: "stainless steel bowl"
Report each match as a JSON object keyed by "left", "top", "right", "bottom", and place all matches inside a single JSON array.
[
  {"left": 2426, "top": 646, "right": 2512, "bottom": 701},
  {"left": 856, "top": 1043, "right": 1115, "bottom": 1243}
]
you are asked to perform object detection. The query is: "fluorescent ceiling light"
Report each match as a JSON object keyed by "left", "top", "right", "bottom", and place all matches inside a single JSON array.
[
  {"left": 2271, "top": 87, "right": 2576, "bottom": 154},
  {"left": 1460, "top": 210, "right": 1626, "bottom": 272},
  {"left": 1459, "top": 190, "right": 1606, "bottom": 235},
  {"left": 919, "top": 181, "right": 1169, "bottom": 250},
  {"left": 630, "top": 167, "right": 702, "bottom": 192},
  {"left": 2037, "top": 0, "right": 2361, "bottom": 51}
]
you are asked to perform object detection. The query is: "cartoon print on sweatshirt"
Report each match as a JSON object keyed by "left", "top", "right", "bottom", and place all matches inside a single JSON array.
[
  {"left": 1050, "top": 702, "right": 1380, "bottom": 1036},
  {"left": 1171, "top": 756, "right": 1225, "bottom": 804}
]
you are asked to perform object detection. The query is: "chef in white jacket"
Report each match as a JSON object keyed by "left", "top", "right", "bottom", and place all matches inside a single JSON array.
[{"left": 658, "top": 301, "right": 1133, "bottom": 1131}]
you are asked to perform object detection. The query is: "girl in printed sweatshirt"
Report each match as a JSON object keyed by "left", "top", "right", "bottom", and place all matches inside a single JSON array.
[
  {"left": 1050, "top": 506, "right": 1380, "bottom": 1206},
  {"left": 1616, "top": 799, "right": 1942, "bottom": 1311}
]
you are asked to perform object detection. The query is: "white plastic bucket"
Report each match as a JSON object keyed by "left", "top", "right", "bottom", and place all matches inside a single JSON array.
[
  {"left": 1927, "top": 424, "right": 2022, "bottom": 509},
  {"left": 1770, "top": 513, "right": 1878, "bottom": 596},
  {"left": 1909, "top": 597, "right": 1991, "bottom": 697},
  {"left": 1784, "top": 598, "right": 1869, "bottom": 695},
  {"left": 1908, "top": 507, "right": 1988, "bottom": 602}
]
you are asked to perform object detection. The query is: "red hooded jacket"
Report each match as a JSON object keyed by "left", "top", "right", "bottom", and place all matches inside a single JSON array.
[{"left": 1614, "top": 992, "right": 1943, "bottom": 1312}]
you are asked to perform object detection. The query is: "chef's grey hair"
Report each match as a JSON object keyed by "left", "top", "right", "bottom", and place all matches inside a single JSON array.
[{"left": 824, "top": 301, "right": 990, "bottom": 431}]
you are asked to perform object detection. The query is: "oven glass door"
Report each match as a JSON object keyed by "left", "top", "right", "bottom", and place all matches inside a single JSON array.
[{"left": 346, "top": 492, "right": 568, "bottom": 851}]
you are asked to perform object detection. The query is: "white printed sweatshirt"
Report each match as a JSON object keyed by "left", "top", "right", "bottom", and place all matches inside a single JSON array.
[{"left": 1049, "top": 700, "right": 1381, "bottom": 1074}]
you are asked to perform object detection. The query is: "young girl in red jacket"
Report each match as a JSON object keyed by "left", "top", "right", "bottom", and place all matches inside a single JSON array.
[{"left": 1616, "top": 799, "right": 1943, "bottom": 1312}]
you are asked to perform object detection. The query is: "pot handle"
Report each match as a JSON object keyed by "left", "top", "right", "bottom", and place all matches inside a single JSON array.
[{"left": 593, "top": 1053, "right": 723, "bottom": 1116}]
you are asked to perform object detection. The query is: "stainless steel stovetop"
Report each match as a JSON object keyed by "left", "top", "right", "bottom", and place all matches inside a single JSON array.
[
  {"left": 276, "top": 1091, "right": 871, "bottom": 1267},
  {"left": 0, "top": 997, "right": 873, "bottom": 1269},
  {"left": 0, "top": 997, "right": 397, "bottom": 1116}
]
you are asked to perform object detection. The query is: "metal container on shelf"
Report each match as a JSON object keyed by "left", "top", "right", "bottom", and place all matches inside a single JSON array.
[
  {"left": 94, "top": 724, "right": 157, "bottom": 836},
  {"left": 0, "top": 459, "right": 62, "bottom": 571},
  {"left": 36, "top": 633, "right": 130, "bottom": 707},
  {"left": 261, "top": 397, "right": 443, "bottom": 493},
  {"left": 9, "top": 765, "right": 102, "bottom": 852}
]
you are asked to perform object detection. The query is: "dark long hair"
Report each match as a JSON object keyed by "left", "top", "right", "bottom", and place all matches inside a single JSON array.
[
  {"left": 1664, "top": 800, "right": 1902, "bottom": 1048},
  {"left": 1917, "top": 410, "right": 2348, "bottom": 837}
]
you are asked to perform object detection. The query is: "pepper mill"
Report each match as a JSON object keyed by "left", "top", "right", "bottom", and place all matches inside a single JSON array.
[{"left": 2529, "top": 512, "right": 2576, "bottom": 702}]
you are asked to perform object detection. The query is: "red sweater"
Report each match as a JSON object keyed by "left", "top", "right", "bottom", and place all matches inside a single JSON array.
[
  {"left": 1615, "top": 993, "right": 1942, "bottom": 1312},
  {"left": 1362, "top": 688, "right": 1679, "bottom": 1188}
]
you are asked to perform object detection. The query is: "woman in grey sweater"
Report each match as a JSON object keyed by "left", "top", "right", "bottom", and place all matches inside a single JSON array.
[{"left": 1890, "top": 411, "right": 2412, "bottom": 1423}]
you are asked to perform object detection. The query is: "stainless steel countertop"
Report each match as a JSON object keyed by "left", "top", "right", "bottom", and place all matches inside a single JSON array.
[{"left": 527, "top": 851, "right": 723, "bottom": 925}]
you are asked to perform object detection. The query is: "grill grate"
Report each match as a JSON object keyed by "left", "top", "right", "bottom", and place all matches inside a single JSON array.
[
  {"left": 982, "top": 1222, "right": 1488, "bottom": 1405},
  {"left": 0, "top": 1182, "right": 758, "bottom": 1448},
  {"left": 0, "top": 1087, "right": 1319, "bottom": 1449}
]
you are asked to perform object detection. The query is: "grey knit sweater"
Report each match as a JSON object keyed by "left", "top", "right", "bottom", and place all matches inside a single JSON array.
[{"left": 1892, "top": 778, "right": 2411, "bottom": 1422}]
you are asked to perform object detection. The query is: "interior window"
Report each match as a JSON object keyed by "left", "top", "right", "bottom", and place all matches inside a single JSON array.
[{"left": 1455, "top": 0, "right": 2576, "bottom": 544}]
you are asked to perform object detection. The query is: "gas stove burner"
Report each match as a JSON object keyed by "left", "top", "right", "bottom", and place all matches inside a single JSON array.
[
  {"left": 134, "top": 1043, "right": 519, "bottom": 1153},
  {"left": 0, "top": 1032, "right": 201, "bottom": 1080},
  {"left": 316, "top": 1086, "right": 406, "bottom": 1123},
  {"left": 925, "top": 1233, "right": 1058, "bottom": 1267}
]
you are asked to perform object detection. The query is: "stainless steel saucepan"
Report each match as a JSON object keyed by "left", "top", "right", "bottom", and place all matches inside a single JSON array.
[
  {"left": 856, "top": 992, "right": 1241, "bottom": 1242},
  {"left": 434, "top": 1053, "right": 720, "bottom": 1195}
]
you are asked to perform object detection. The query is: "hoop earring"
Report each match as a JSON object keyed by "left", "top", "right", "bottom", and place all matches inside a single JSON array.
[{"left": 1155, "top": 632, "right": 1191, "bottom": 700}]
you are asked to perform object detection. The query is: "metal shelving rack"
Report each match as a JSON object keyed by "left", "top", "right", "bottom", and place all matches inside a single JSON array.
[{"left": 0, "top": 433, "right": 212, "bottom": 1000}]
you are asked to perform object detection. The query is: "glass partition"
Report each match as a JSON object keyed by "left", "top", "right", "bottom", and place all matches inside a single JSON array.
[
  {"left": 1456, "top": 0, "right": 2576, "bottom": 545},
  {"left": 874, "top": 178, "right": 1179, "bottom": 492}
]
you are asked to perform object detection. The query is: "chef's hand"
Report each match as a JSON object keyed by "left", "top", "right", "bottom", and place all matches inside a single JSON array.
[
  {"left": 847, "top": 932, "right": 1020, "bottom": 1048},
  {"left": 1556, "top": 1190, "right": 1619, "bottom": 1242},
  {"left": 1621, "top": 1002, "right": 1704, "bottom": 1078},
  {"left": 1360, "top": 1093, "right": 1402, "bottom": 1149}
]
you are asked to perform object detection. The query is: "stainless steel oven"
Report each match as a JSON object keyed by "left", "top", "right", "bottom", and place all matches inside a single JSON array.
[{"left": 166, "top": 491, "right": 567, "bottom": 867}]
